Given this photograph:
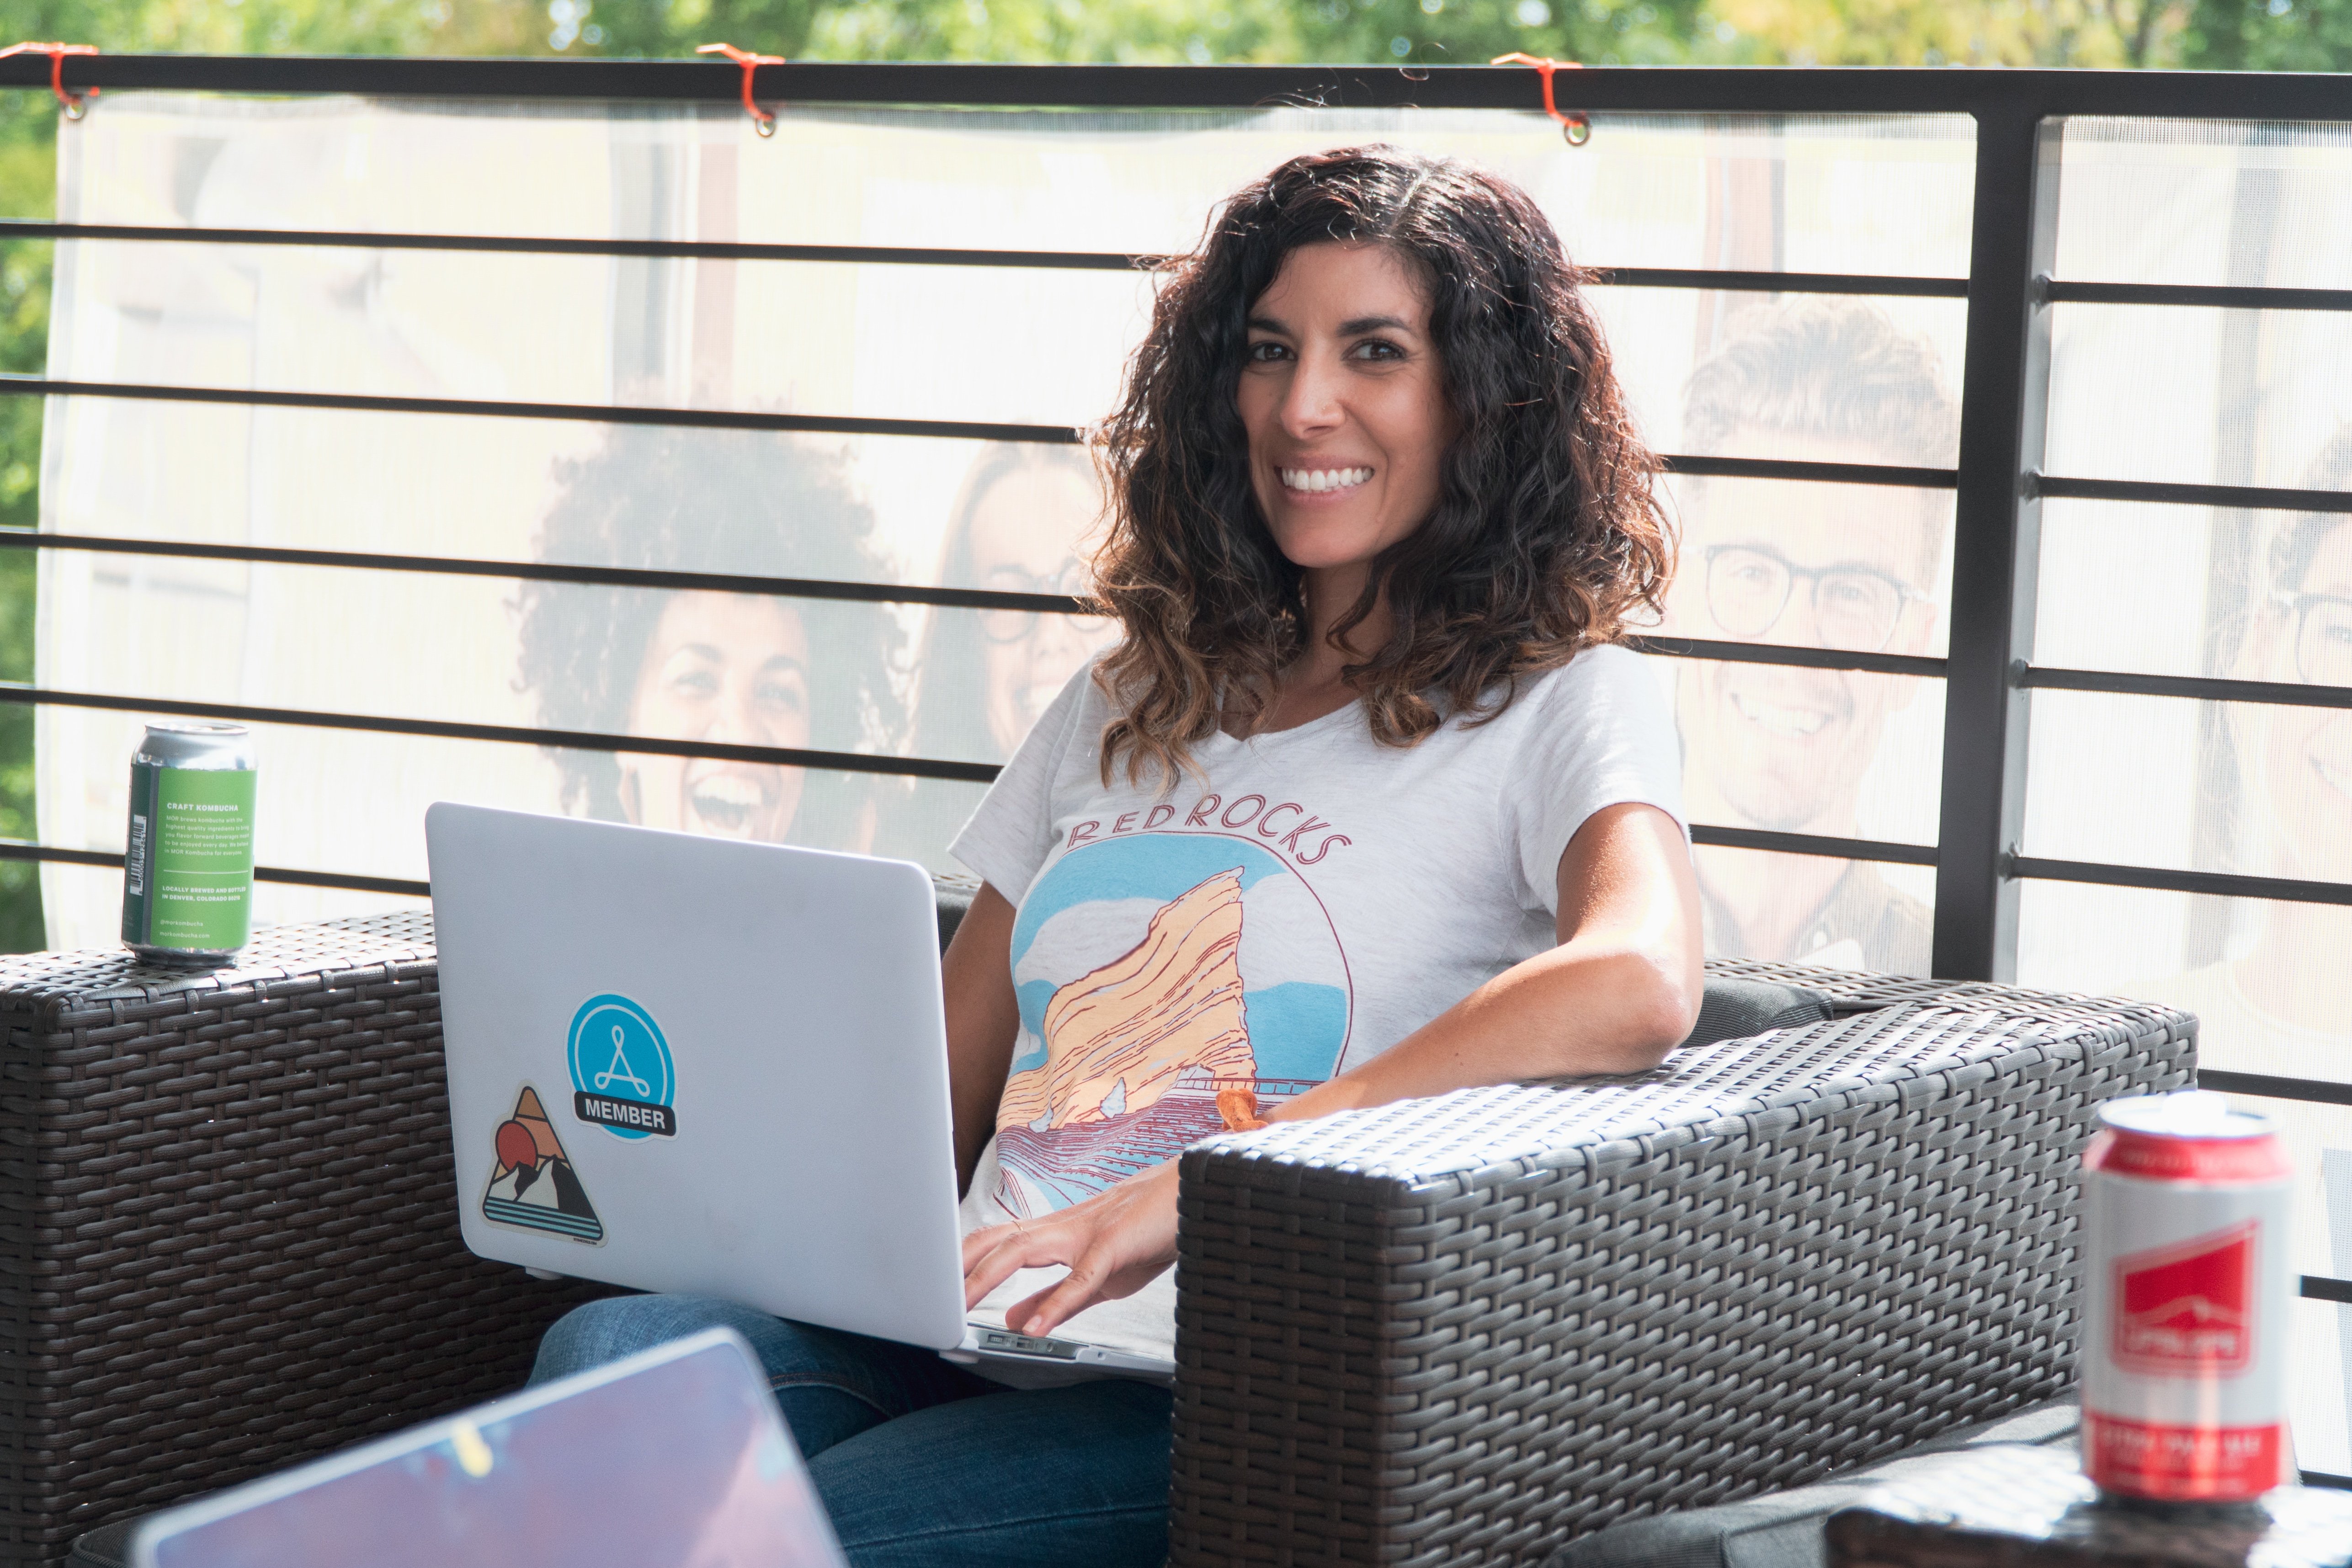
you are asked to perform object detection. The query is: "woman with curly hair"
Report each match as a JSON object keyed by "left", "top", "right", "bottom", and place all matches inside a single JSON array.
[
  {"left": 515, "top": 425, "right": 899, "bottom": 852},
  {"left": 908, "top": 442, "right": 1115, "bottom": 767},
  {"left": 530, "top": 145, "right": 1702, "bottom": 1566}
]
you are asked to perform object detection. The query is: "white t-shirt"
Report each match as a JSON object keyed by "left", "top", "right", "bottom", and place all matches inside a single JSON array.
[{"left": 949, "top": 644, "right": 1685, "bottom": 1372}]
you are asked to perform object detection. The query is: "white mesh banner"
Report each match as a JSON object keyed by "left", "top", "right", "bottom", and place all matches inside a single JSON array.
[{"left": 36, "top": 92, "right": 1975, "bottom": 965}]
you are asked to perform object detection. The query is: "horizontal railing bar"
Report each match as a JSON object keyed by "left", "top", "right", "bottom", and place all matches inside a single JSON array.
[
  {"left": 0, "top": 226, "right": 1969, "bottom": 298},
  {"left": 2046, "top": 279, "right": 2352, "bottom": 313},
  {"left": 0, "top": 840, "right": 430, "bottom": 896},
  {"left": 5, "top": 57, "right": 2352, "bottom": 120},
  {"left": 1689, "top": 824, "right": 1938, "bottom": 866},
  {"left": 0, "top": 831, "right": 1953, "bottom": 907},
  {"left": 2023, "top": 664, "right": 2352, "bottom": 711},
  {"left": 0, "top": 683, "right": 1006, "bottom": 785},
  {"left": 15, "top": 530, "right": 1959, "bottom": 666},
  {"left": 2035, "top": 474, "right": 2352, "bottom": 513},
  {"left": 1662, "top": 454, "right": 1956, "bottom": 489},
  {"left": 2007, "top": 854, "right": 2352, "bottom": 908},
  {"left": 2304, "top": 1278, "right": 2352, "bottom": 1306},
  {"left": 0, "top": 379, "right": 1952, "bottom": 492},
  {"left": 1599, "top": 268, "right": 1964, "bottom": 298},
  {"left": 2200, "top": 1069, "right": 2352, "bottom": 1108},
  {"left": 269, "top": 865, "right": 431, "bottom": 895},
  {"left": 1628, "top": 634, "right": 1947, "bottom": 678},
  {"left": 0, "top": 530, "right": 1089, "bottom": 615},
  {"left": 0, "top": 221, "right": 1158, "bottom": 271},
  {"left": 0, "top": 374, "right": 1086, "bottom": 446}
]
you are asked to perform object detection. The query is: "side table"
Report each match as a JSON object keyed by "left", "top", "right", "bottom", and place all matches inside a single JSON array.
[
  {"left": 0, "top": 914, "right": 611, "bottom": 1565},
  {"left": 1828, "top": 1444, "right": 2352, "bottom": 1567}
]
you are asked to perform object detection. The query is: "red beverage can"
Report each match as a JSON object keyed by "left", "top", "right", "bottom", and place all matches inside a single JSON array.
[{"left": 2081, "top": 1090, "right": 2293, "bottom": 1503}]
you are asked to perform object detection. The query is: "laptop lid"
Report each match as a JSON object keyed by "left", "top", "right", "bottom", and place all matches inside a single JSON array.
[
  {"left": 425, "top": 803, "right": 968, "bottom": 1350},
  {"left": 133, "top": 1328, "right": 847, "bottom": 1568}
]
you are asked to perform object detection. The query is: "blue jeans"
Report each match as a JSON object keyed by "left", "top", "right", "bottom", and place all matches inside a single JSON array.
[{"left": 529, "top": 1295, "right": 1174, "bottom": 1567}]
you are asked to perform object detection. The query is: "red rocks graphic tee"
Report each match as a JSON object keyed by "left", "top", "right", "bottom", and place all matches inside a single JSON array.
[{"left": 949, "top": 645, "right": 1684, "bottom": 1375}]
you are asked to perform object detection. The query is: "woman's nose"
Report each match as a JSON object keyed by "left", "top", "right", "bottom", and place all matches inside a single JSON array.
[
  {"left": 1027, "top": 609, "right": 1100, "bottom": 671},
  {"left": 704, "top": 680, "right": 754, "bottom": 743},
  {"left": 1279, "top": 352, "right": 1345, "bottom": 437}
]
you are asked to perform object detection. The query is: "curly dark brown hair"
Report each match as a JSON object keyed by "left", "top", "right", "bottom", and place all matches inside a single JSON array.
[{"left": 1092, "top": 144, "right": 1671, "bottom": 787}]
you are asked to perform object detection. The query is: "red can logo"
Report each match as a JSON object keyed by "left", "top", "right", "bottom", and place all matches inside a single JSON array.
[{"left": 2112, "top": 1220, "right": 2255, "bottom": 1375}]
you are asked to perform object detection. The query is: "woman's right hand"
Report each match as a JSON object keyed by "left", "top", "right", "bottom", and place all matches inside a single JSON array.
[{"left": 959, "top": 1158, "right": 1181, "bottom": 1337}]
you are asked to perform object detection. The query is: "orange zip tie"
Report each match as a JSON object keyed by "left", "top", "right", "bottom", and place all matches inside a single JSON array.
[
  {"left": 1491, "top": 53, "right": 1589, "bottom": 146},
  {"left": 697, "top": 42, "right": 783, "bottom": 137},
  {"left": 0, "top": 43, "right": 99, "bottom": 121}
]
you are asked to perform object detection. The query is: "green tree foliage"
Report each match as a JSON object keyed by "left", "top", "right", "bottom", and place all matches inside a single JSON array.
[
  {"left": 2180, "top": 0, "right": 2352, "bottom": 68},
  {"left": 803, "top": 0, "right": 1714, "bottom": 69},
  {"left": 0, "top": 86, "right": 50, "bottom": 951}
]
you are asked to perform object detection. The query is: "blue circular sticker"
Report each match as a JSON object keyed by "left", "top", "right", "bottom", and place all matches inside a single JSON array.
[{"left": 566, "top": 994, "right": 677, "bottom": 1142}]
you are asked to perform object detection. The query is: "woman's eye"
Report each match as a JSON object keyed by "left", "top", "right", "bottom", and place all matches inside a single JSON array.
[
  {"left": 1349, "top": 339, "right": 1404, "bottom": 361},
  {"left": 757, "top": 676, "right": 807, "bottom": 712},
  {"left": 1245, "top": 340, "right": 1288, "bottom": 363},
  {"left": 668, "top": 668, "right": 719, "bottom": 699}
]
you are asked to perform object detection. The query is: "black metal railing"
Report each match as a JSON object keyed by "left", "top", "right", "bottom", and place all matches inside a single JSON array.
[
  {"left": 0, "top": 59, "right": 2337, "bottom": 939},
  {"left": 2, "top": 60, "right": 2349, "bottom": 1334}
]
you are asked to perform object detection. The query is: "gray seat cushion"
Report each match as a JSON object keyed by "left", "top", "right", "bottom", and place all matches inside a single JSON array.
[
  {"left": 934, "top": 873, "right": 978, "bottom": 953},
  {"left": 1678, "top": 979, "right": 1835, "bottom": 1050},
  {"left": 1545, "top": 1397, "right": 2080, "bottom": 1568}
]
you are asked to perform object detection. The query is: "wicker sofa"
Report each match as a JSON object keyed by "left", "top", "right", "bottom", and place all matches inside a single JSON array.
[{"left": 0, "top": 910, "right": 2191, "bottom": 1567}]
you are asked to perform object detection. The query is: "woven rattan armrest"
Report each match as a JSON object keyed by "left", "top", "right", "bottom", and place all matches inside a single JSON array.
[
  {"left": 0, "top": 914, "right": 612, "bottom": 1566},
  {"left": 1165, "top": 960, "right": 2195, "bottom": 1567}
]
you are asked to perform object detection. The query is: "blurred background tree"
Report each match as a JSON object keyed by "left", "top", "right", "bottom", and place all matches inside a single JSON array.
[{"left": 0, "top": 0, "right": 2338, "bottom": 949}]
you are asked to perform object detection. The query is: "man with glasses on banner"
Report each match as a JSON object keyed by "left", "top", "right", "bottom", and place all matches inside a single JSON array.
[
  {"left": 2134, "top": 429, "right": 2352, "bottom": 1471},
  {"left": 1666, "top": 302, "right": 1957, "bottom": 975}
]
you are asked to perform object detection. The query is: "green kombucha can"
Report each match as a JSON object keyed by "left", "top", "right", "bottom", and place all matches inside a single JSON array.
[{"left": 121, "top": 721, "right": 258, "bottom": 967}]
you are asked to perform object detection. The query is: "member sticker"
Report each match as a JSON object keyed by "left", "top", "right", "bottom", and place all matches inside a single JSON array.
[{"left": 566, "top": 994, "right": 678, "bottom": 1141}]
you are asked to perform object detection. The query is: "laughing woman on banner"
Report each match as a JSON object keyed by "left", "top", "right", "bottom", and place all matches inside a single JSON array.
[{"left": 529, "top": 145, "right": 1704, "bottom": 1568}]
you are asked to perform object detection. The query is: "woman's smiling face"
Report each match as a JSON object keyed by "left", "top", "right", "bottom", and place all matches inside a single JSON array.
[
  {"left": 1235, "top": 242, "right": 1453, "bottom": 581},
  {"left": 618, "top": 589, "right": 809, "bottom": 840}
]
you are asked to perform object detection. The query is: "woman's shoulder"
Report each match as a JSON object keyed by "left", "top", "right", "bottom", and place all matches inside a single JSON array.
[
  {"left": 1023, "top": 659, "right": 1116, "bottom": 753},
  {"left": 1479, "top": 642, "right": 1659, "bottom": 721}
]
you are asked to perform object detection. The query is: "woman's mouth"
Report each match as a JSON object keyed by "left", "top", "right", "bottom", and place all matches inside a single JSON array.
[
  {"left": 1279, "top": 466, "right": 1372, "bottom": 495},
  {"left": 686, "top": 771, "right": 773, "bottom": 835}
]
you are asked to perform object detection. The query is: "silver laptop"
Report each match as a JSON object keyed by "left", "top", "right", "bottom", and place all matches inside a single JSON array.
[
  {"left": 425, "top": 802, "right": 1175, "bottom": 1382},
  {"left": 134, "top": 1327, "right": 846, "bottom": 1568}
]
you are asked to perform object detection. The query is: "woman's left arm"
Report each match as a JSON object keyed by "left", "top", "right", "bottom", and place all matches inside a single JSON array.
[{"left": 964, "top": 801, "right": 1703, "bottom": 1335}]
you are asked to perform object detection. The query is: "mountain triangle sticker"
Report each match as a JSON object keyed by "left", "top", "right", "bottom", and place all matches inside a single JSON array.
[{"left": 482, "top": 1084, "right": 604, "bottom": 1244}]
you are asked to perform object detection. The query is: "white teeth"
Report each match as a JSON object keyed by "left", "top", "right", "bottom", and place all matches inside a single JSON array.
[
  {"left": 1731, "top": 694, "right": 1828, "bottom": 737},
  {"left": 692, "top": 776, "right": 763, "bottom": 808},
  {"left": 1279, "top": 466, "right": 1372, "bottom": 494}
]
